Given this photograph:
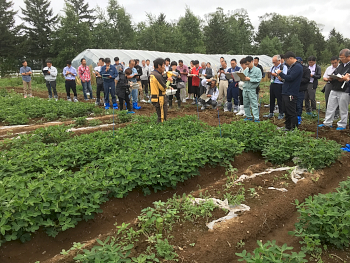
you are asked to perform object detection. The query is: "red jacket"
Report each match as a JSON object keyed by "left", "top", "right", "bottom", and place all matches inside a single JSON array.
[{"left": 191, "top": 67, "right": 201, "bottom": 87}]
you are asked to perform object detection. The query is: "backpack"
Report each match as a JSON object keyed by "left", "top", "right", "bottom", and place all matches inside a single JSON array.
[{"left": 117, "top": 72, "right": 130, "bottom": 95}]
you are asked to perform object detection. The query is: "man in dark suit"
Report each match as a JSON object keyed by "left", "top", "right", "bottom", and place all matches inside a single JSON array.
[{"left": 305, "top": 56, "right": 322, "bottom": 115}]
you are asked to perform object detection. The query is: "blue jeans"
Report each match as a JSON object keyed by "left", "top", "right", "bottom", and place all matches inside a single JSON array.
[
  {"left": 227, "top": 82, "right": 239, "bottom": 106},
  {"left": 131, "top": 88, "right": 138, "bottom": 104},
  {"left": 82, "top": 80, "right": 93, "bottom": 99},
  {"left": 103, "top": 81, "right": 117, "bottom": 104},
  {"left": 297, "top": 91, "right": 305, "bottom": 117}
]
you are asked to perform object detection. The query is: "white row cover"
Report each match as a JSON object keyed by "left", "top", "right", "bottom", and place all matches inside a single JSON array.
[{"left": 72, "top": 49, "right": 273, "bottom": 73}]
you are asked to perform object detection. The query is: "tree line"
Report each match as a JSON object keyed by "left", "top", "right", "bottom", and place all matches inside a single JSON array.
[{"left": 1, "top": 0, "right": 349, "bottom": 75}]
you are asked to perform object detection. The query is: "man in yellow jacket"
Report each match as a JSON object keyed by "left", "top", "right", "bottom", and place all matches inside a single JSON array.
[{"left": 150, "top": 58, "right": 172, "bottom": 123}]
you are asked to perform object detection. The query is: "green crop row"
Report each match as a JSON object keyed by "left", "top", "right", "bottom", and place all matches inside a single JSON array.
[
  {"left": 0, "top": 116, "right": 342, "bottom": 246},
  {"left": 0, "top": 89, "right": 95, "bottom": 125}
]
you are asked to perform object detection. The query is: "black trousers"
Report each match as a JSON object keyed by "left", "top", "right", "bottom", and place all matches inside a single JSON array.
[
  {"left": 282, "top": 94, "right": 298, "bottom": 130},
  {"left": 118, "top": 94, "right": 131, "bottom": 111},
  {"left": 239, "top": 89, "right": 243, "bottom": 105},
  {"left": 141, "top": 80, "right": 149, "bottom": 95},
  {"left": 96, "top": 82, "right": 104, "bottom": 101},
  {"left": 65, "top": 80, "right": 77, "bottom": 97},
  {"left": 270, "top": 83, "right": 283, "bottom": 114},
  {"left": 168, "top": 89, "right": 180, "bottom": 107},
  {"left": 193, "top": 86, "right": 200, "bottom": 99},
  {"left": 46, "top": 80, "right": 57, "bottom": 97}
]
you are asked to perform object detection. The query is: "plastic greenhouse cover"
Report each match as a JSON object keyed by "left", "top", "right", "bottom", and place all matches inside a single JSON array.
[{"left": 72, "top": 49, "right": 274, "bottom": 73}]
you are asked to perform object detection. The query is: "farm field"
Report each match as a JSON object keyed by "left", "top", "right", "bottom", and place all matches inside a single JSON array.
[{"left": 0, "top": 86, "right": 350, "bottom": 263}]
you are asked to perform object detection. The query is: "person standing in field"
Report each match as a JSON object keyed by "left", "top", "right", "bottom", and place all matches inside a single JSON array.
[
  {"left": 319, "top": 49, "right": 350, "bottom": 131},
  {"left": 94, "top": 58, "right": 105, "bottom": 106},
  {"left": 243, "top": 56, "right": 262, "bottom": 122},
  {"left": 236, "top": 58, "right": 247, "bottom": 116},
  {"left": 177, "top": 60, "right": 188, "bottom": 103},
  {"left": 125, "top": 59, "right": 141, "bottom": 110},
  {"left": 322, "top": 56, "right": 340, "bottom": 119},
  {"left": 63, "top": 60, "right": 78, "bottom": 102},
  {"left": 150, "top": 58, "right": 172, "bottom": 123},
  {"left": 43, "top": 59, "right": 58, "bottom": 100},
  {"left": 140, "top": 60, "right": 149, "bottom": 103},
  {"left": 20, "top": 60, "right": 32, "bottom": 98},
  {"left": 304, "top": 56, "right": 322, "bottom": 115},
  {"left": 264, "top": 55, "right": 287, "bottom": 120},
  {"left": 226, "top": 58, "right": 241, "bottom": 113},
  {"left": 100, "top": 58, "right": 119, "bottom": 110},
  {"left": 190, "top": 60, "right": 201, "bottom": 104},
  {"left": 78, "top": 58, "right": 94, "bottom": 101},
  {"left": 296, "top": 57, "right": 311, "bottom": 126},
  {"left": 217, "top": 60, "right": 229, "bottom": 111},
  {"left": 276, "top": 51, "right": 303, "bottom": 131}
]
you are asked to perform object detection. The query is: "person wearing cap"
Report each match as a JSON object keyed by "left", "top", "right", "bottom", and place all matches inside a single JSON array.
[
  {"left": 319, "top": 49, "right": 350, "bottom": 131},
  {"left": 168, "top": 61, "right": 182, "bottom": 109},
  {"left": 190, "top": 60, "right": 201, "bottom": 105},
  {"left": 242, "top": 56, "right": 262, "bottom": 122},
  {"left": 63, "top": 60, "right": 78, "bottom": 102},
  {"left": 322, "top": 56, "right": 340, "bottom": 119},
  {"left": 264, "top": 55, "right": 287, "bottom": 119},
  {"left": 276, "top": 51, "right": 303, "bottom": 131},
  {"left": 43, "top": 59, "right": 58, "bottom": 100},
  {"left": 296, "top": 57, "right": 311, "bottom": 125},
  {"left": 100, "top": 58, "right": 119, "bottom": 110},
  {"left": 217, "top": 60, "right": 229, "bottom": 111},
  {"left": 226, "top": 58, "right": 241, "bottom": 113},
  {"left": 20, "top": 60, "right": 33, "bottom": 98},
  {"left": 304, "top": 56, "right": 321, "bottom": 115}
]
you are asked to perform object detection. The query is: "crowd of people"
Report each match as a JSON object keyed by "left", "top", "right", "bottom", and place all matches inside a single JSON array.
[{"left": 19, "top": 48, "right": 350, "bottom": 130}]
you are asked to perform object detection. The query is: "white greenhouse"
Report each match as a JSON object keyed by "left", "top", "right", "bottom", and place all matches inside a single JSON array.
[{"left": 72, "top": 49, "right": 273, "bottom": 73}]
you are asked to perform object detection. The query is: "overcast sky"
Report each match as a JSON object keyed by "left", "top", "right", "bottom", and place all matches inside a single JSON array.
[{"left": 13, "top": 0, "right": 350, "bottom": 39}]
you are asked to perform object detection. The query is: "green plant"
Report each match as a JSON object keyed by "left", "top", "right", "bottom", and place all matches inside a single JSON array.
[
  {"left": 74, "top": 117, "right": 88, "bottom": 126},
  {"left": 224, "top": 188, "right": 245, "bottom": 206},
  {"left": 4, "top": 112, "right": 29, "bottom": 125},
  {"left": 155, "top": 239, "right": 178, "bottom": 261},
  {"left": 44, "top": 112, "right": 58, "bottom": 121},
  {"left": 236, "top": 240, "right": 308, "bottom": 262},
  {"left": 88, "top": 119, "right": 102, "bottom": 126},
  {"left": 73, "top": 236, "right": 133, "bottom": 262},
  {"left": 236, "top": 240, "right": 245, "bottom": 249},
  {"left": 118, "top": 110, "right": 133, "bottom": 123}
]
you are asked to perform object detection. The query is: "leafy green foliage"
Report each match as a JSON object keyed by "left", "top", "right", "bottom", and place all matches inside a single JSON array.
[
  {"left": 293, "top": 139, "right": 342, "bottom": 170},
  {"left": 74, "top": 117, "right": 88, "bottom": 127},
  {"left": 236, "top": 240, "right": 308, "bottom": 262},
  {"left": 117, "top": 110, "right": 133, "bottom": 123},
  {"left": 0, "top": 116, "right": 243, "bottom": 245},
  {"left": 0, "top": 92, "right": 94, "bottom": 125},
  {"left": 292, "top": 179, "right": 350, "bottom": 251},
  {"left": 262, "top": 130, "right": 342, "bottom": 170},
  {"left": 88, "top": 119, "right": 102, "bottom": 126},
  {"left": 155, "top": 239, "right": 178, "bottom": 261}
]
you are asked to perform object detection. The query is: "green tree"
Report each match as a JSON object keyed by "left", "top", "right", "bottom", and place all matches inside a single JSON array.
[
  {"left": 305, "top": 44, "right": 317, "bottom": 60},
  {"left": 203, "top": 8, "right": 229, "bottom": 54},
  {"left": 230, "top": 9, "right": 254, "bottom": 54},
  {"left": 66, "top": 0, "right": 95, "bottom": 26},
  {"left": 284, "top": 34, "right": 304, "bottom": 58},
  {"left": 177, "top": 7, "right": 205, "bottom": 53},
  {"left": 21, "top": 0, "right": 58, "bottom": 66},
  {"left": 0, "top": 0, "right": 22, "bottom": 75},
  {"left": 258, "top": 36, "right": 282, "bottom": 57},
  {"left": 51, "top": 1, "right": 92, "bottom": 66}
]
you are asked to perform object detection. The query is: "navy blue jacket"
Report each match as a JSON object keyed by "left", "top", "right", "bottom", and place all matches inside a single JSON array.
[
  {"left": 279, "top": 62, "right": 303, "bottom": 97},
  {"left": 101, "top": 64, "right": 118, "bottom": 83}
]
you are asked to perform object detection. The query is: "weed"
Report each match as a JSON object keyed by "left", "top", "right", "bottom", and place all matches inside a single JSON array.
[
  {"left": 88, "top": 119, "right": 102, "bottom": 126},
  {"left": 74, "top": 117, "right": 88, "bottom": 127},
  {"left": 236, "top": 240, "right": 245, "bottom": 249}
]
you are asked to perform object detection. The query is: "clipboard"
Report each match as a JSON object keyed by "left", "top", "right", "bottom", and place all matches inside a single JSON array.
[
  {"left": 235, "top": 72, "right": 247, "bottom": 81},
  {"left": 200, "top": 93, "right": 210, "bottom": 102},
  {"left": 328, "top": 74, "right": 343, "bottom": 80}
]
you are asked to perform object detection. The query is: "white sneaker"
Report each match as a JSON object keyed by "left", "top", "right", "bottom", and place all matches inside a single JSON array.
[
  {"left": 224, "top": 107, "right": 229, "bottom": 112},
  {"left": 182, "top": 99, "right": 186, "bottom": 103},
  {"left": 185, "top": 96, "right": 190, "bottom": 100},
  {"left": 140, "top": 99, "right": 147, "bottom": 103},
  {"left": 201, "top": 106, "right": 205, "bottom": 110},
  {"left": 233, "top": 106, "right": 238, "bottom": 113},
  {"left": 73, "top": 97, "right": 78, "bottom": 102},
  {"left": 67, "top": 97, "right": 72, "bottom": 102}
]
